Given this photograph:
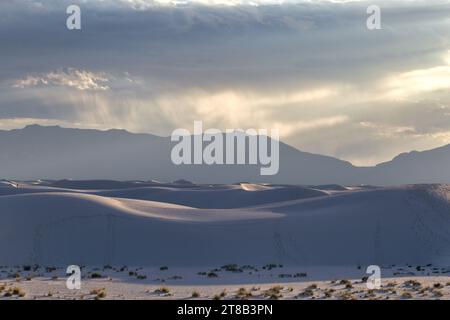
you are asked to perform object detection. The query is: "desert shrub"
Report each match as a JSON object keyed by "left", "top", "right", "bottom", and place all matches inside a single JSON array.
[
  {"left": 306, "top": 284, "right": 317, "bottom": 290},
  {"left": 401, "top": 292, "right": 413, "bottom": 299},
  {"left": 221, "top": 264, "right": 242, "bottom": 272},
  {"left": 386, "top": 282, "right": 397, "bottom": 287},
  {"left": 336, "top": 291, "right": 354, "bottom": 300},
  {"left": 91, "top": 288, "right": 107, "bottom": 299},
  {"left": 262, "top": 264, "right": 278, "bottom": 271},
  {"left": 4, "top": 287, "right": 25, "bottom": 297},
  {"left": 298, "top": 289, "right": 314, "bottom": 298},
  {"left": 236, "top": 287, "right": 252, "bottom": 298},
  {"left": 136, "top": 274, "right": 147, "bottom": 280},
  {"left": 160, "top": 266, "right": 168, "bottom": 271},
  {"left": 207, "top": 272, "right": 218, "bottom": 278},
  {"left": 264, "top": 286, "right": 283, "bottom": 299},
  {"left": 90, "top": 273, "right": 103, "bottom": 279},
  {"left": 403, "top": 279, "right": 421, "bottom": 288},
  {"left": 323, "top": 289, "right": 335, "bottom": 298},
  {"left": 339, "top": 279, "right": 351, "bottom": 286},
  {"left": 191, "top": 291, "right": 200, "bottom": 298},
  {"left": 154, "top": 287, "right": 170, "bottom": 295},
  {"left": 294, "top": 272, "right": 307, "bottom": 278}
]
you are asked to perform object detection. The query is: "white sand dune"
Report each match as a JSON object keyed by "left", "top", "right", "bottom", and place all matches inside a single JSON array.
[
  {"left": 0, "top": 181, "right": 328, "bottom": 209},
  {"left": 0, "top": 182, "right": 450, "bottom": 268}
]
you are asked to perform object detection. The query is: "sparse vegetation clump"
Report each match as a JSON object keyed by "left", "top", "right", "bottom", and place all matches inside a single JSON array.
[
  {"left": 221, "top": 264, "right": 243, "bottom": 273},
  {"left": 207, "top": 272, "right": 218, "bottom": 278},
  {"left": 385, "top": 281, "right": 397, "bottom": 288},
  {"left": 263, "top": 285, "right": 283, "bottom": 299},
  {"left": 154, "top": 287, "right": 171, "bottom": 296},
  {"left": 191, "top": 291, "right": 200, "bottom": 298},
  {"left": 433, "top": 290, "right": 443, "bottom": 298},
  {"left": 298, "top": 289, "right": 314, "bottom": 298},
  {"left": 336, "top": 291, "right": 354, "bottom": 300},
  {"left": 90, "top": 288, "right": 107, "bottom": 299},
  {"left": 262, "top": 264, "right": 282, "bottom": 271},
  {"left": 433, "top": 283, "right": 443, "bottom": 289},
  {"left": 401, "top": 291, "right": 413, "bottom": 299},
  {"left": 90, "top": 273, "right": 103, "bottom": 279},
  {"left": 323, "top": 288, "right": 335, "bottom": 298},
  {"left": 236, "top": 287, "right": 252, "bottom": 299},
  {"left": 339, "top": 279, "right": 351, "bottom": 286},
  {"left": 403, "top": 279, "right": 421, "bottom": 288},
  {"left": 4, "top": 286, "right": 25, "bottom": 298}
]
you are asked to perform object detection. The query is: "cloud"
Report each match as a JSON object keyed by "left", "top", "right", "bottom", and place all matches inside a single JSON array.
[
  {"left": 13, "top": 69, "right": 110, "bottom": 91},
  {"left": 1, "top": 0, "right": 450, "bottom": 166}
]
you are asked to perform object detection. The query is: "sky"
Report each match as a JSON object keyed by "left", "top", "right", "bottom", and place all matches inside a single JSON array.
[{"left": 0, "top": 0, "right": 450, "bottom": 166}]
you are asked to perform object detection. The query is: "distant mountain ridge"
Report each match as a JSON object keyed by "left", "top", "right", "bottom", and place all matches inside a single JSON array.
[{"left": 0, "top": 124, "right": 449, "bottom": 185}]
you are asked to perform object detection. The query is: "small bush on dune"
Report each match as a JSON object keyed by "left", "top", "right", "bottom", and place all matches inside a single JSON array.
[
  {"left": 221, "top": 264, "right": 242, "bottom": 273},
  {"left": 401, "top": 292, "right": 413, "bottom": 299},
  {"left": 403, "top": 279, "right": 421, "bottom": 288},
  {"left": 236, "top": 287, "right": 252, "bottom": 298},
  {"left": 154, "top": 287, "right": 171, "bottom": 296},
  {"left": 263, "top": 286, "right": 283, "bottom": 299},
  {"left": 4, "top": 286, "right": 25, "bottom": 298},
  {"left": 90, "top": 288, "right": 107, "bottom": 299}
]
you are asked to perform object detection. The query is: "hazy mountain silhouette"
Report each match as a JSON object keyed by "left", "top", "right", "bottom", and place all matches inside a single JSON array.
[{"left": 0, "top": 124, "right": 448, "bottom": 185}]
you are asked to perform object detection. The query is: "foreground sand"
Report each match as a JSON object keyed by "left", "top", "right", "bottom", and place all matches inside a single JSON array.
[
  {"left": 1, "top": 181, "right": 450, "bottom": 300},
  {"left": 1, "top": 264, "right": 449, "bottom": 300}
]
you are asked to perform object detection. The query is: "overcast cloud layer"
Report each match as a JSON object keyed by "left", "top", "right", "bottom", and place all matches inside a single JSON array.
[{"left": 1, "top": 0, "right": 450, "bottom": 165}]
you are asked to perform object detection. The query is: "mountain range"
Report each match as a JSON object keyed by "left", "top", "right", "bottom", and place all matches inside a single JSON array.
[{"left": 0, "top": 124, "right": 449, "bottom": 185}]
